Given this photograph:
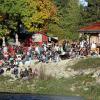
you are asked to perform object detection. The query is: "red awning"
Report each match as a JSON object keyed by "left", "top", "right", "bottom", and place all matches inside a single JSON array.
[{"left": 79, "top": 22, "right": 100, "bottom": 33}]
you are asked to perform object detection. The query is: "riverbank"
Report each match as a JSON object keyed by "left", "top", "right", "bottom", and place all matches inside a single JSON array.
[{"left": 0, "top": 57, "right": 100, "bottom": 100}]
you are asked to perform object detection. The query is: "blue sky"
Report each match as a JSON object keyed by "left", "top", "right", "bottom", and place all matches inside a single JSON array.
[{"left": 80, "top": 0, "right": 88, "bottom": 6}]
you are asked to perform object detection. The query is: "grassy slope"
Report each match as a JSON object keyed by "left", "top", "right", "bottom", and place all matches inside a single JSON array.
[{"left": 70, "top": 57, "right": 100, "bottom": 70}]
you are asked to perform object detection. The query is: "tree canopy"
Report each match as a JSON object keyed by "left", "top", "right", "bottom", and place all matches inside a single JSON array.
[
  {"left": 50, "top": 0, "right": 82, "bottom": 40},
  {"left": 0, "top": 0, "right": 100, "bottom": 40},
  {"left": 81, "top": 0, "right": 100, "bottom": 24},
  {"left": 0, "top": 0, "right": 57, "bottom": 37}
]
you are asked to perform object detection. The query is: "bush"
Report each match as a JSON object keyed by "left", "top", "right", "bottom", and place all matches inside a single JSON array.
[{"left": 39, "top": 66, "right": 54, "bottom": 80}]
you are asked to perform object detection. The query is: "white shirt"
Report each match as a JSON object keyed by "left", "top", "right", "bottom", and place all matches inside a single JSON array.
[
  {"left": 3, "top": 46, "right": 8, "bottom": 53},
  {"left": 35, "top": 46, "right": 40, "bottom": 54},
  {"left": 91, "top": 43, "right": 96, "bottom": 49},
  {"left": 55, "top": 46, "right": 59, "bottom": 51},
  {"left": 44, "top": 46, "right": 47, "bottom": 52},
  {"left": 28, "top": 46, "right": 31, "bottom": 51},
  {"left": 80, "top": 41, "right": 84, "bottom": 48}
]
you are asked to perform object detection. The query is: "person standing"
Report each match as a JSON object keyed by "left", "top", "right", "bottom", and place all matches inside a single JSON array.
[
  {"left": 91, "top": 41, "right": 97, "bottom": 55},
  {"left": 3, "top": 45, "right": 8, "bottom": 61}
]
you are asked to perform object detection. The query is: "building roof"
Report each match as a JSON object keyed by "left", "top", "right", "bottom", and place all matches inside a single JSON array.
[{"left": 79, "top": 22, "right": 100, "bottom": 33}]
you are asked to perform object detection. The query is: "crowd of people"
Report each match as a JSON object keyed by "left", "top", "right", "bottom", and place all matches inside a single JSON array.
[{"left": 0, "top": 40, "right": 99, "bottom": 79}]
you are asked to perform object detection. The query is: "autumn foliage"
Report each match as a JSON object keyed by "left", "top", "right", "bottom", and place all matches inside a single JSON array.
[{"left": 0, "top": 0, "right": 57, "bottom": 36}]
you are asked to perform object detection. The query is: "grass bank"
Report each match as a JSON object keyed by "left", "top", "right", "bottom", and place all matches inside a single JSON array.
[
  {"left": 0, "top": 75, "right": 100, "bottom": 100},
  {"left": 0, "top": 58, "right": 100, "bottom": 100},
  {"left": 69, "top": 57, "right": 100, "bottom": 70}
]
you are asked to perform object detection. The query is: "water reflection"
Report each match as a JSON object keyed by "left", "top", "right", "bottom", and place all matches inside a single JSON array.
[{"left": 0, "top": 93, "right": 84, "bottom": 100}]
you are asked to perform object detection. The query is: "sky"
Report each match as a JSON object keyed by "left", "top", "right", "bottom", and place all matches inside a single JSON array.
[{"left": 80, "top": 0, "right": 88, "bottom": 6}]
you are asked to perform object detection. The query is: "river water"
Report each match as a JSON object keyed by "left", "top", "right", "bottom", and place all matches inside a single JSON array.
[{"left": 0, "top": 94, "right": 84, "bottom": 100}]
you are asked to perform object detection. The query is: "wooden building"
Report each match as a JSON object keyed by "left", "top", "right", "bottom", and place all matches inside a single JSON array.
[
  {"left": 24, "top": 32, "right": 58, "bottom": 46},
  {"left": 79, "top": 22, "right": 100, "bottom": 45}
]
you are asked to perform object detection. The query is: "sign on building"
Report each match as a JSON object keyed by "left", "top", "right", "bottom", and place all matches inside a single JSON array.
[{"left": 32, "top": 34, "right": 42, "bottom": 42}]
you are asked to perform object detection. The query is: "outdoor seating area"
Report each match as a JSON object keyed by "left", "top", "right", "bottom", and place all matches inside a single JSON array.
[{"left": 0, "top": 38, "right": 100, "bottom": 79}]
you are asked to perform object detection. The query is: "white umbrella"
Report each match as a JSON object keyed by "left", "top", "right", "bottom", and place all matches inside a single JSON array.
[
  {"left": 2, "top": 37, "right": 6, "bottom": 46},
  {"left": 15, "top": 34, "right": 19, "bottom": 46}
]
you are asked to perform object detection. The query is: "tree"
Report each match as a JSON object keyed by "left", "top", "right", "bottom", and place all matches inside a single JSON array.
[
  {"left": 22, "top": 0, "right": 57, "bottom": 32},
  {"left": 82, "top": 0, "right": 100, "bottom": 24},
  {"left": 0, "top": 25, "right": 9, "bottom": 37},
  {"left": 48, "top": 23, "right": 66, "bottom": 39},
  {"left": 65, "top": 0, "right": 81, "bottom": 40},
  {"left": 0, "top": 0, "right": 57, "bottom": 37},
  {"left": 47, "top": 0, "right": 68, "bottom": 39},
  {"left": 53, "top": 0, "right": 82, "bottom": 40}
]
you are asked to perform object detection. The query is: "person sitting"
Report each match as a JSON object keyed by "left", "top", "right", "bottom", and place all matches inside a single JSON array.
[
  {"left": 28, "top": 67, "right": 33, "bottom": 78},
  {"left": 6, "top": 67, "right": 11, "bottom": 72},
  {"left": 0, "top": 68, "right": 4, "bottom": 75},
  {"left": 23, "top": 68, "right": 29, "bottom": 77},
  {"left": 91, "top": 41, "right": 97, "bottom": 55},
  {"left": 13, "top": 66, "right": 19, "bottom": 78},
  {"left": 20, "top": 69, "right": 24, "bottom": 78}
]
